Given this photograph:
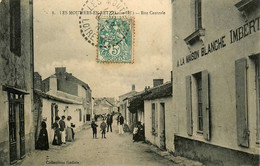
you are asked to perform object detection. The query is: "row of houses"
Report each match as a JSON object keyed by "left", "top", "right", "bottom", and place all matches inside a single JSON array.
[
  {"left": 119, "top": 0, "right": 260, "bottom": 165},
  {"left": 34, "top": 67, "right": 93, "bottom": 145},
  {"left": 118, "top": 79, "right": 173, "bottom": 149},
  {"left": 0, "top": 0, "right": 93, "bottom": 164},
  {"left": 93, "top": 97, "right": 118, "bottom": 116}
]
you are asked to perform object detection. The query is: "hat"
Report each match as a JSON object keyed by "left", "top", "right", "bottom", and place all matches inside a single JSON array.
[
  {"left": 67, "top": 116, "right": 72, "bottom": 120},
  {"left": 55, "top": 116, "right": 60, "bottom": 121},
  {"left": 62, "top": 115, "right": 66, "bottom": 119}
]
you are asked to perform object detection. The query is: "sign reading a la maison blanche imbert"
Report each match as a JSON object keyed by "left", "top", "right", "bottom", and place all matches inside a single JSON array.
[{"left": 177, "top": 16, "right": 260, "bottom": 67}]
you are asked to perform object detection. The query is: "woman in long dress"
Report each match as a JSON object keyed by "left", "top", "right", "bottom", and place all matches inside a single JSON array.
[
  {"left": 36, "top": 121, "right": 49, "bottom": 150},
  {"left": 52, "top": 116, "right": 62, "bottom": 145},
  {"left": 66, "top": 116, "right": 73, "bottom": 142}
]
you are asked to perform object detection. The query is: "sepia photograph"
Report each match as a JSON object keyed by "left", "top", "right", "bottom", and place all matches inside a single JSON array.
[{"left": 0, "top": 0, "right": 259, "bottom": 165}]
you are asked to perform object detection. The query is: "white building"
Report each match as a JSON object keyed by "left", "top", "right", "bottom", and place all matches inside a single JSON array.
[
  {"left": 144, "top": 82, "right": 172, "bottom": 150},
  {"left": 172, "top": 0, "right": 259, "bottom": 165}
]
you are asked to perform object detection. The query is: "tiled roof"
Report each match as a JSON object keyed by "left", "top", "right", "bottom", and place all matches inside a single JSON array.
[
  {"left": 128, "top": 82, "right": 172, "bottom": 113},
  {"left": 143, "top": 82, "right": 172, "bottom": 100}
]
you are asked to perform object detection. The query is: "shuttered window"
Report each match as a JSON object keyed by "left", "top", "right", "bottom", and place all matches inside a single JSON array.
[
  {"left": 194, "top": 73, "right": 203, "bottom": 133},
  {"left": 10, "top": 0, "right": 21, "bottom": 56},
  {"left": 186, "top": 76, "right": 193, "bottom": 136},
  {"left": 195, "top": 0, "right": 202, "bottom": 30},
  {"left": 255, "top": 56, "right": 260, "bottom": 143},
  {"left": 197, "top": 74, "right": 203, "bottom": 132},
  {"left": 188, "top": 70, "right": 211, "bottom": 140},
  {"left": 235, "top": 58, "right": 249, "bottom": 147}
]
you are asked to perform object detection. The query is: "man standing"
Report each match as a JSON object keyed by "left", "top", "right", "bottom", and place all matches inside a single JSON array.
[
  {"left": 106, "top": 114, "right": 113, "bottom": 132},
  {"left": 100, "top": 119, "right": 107, "bottom": 139},
  {"left": 118, "top": 113, "right": 124, "bottom": 134},
  {"left": 59, "top": 116, "right": 66, "bottom": 144}
]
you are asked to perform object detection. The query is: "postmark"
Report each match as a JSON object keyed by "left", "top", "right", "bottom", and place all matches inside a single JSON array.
[
  {"left": 97, "top": 16, "right": 134, "bottom": 63},
  {"left": 78, "top": 0, "right": 130, "bottom": 47}
]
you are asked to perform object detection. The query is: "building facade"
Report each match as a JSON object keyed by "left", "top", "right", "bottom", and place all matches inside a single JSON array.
[
  {"left": 0, "top": 0, "right": 34, "bottom": 165},
  {"left": 118, "top": 85, "right": 137, "bottom": 125},
  {"left": 34, "top": 90, "right": 83, "bottom": 144},
  {"left": 144, "top": 82, "right": 172, "bottom": 151},
  {"left": 34, "top": 68, "right": 92, "bottom": 144},
  {"left": 172, "top": 0, "right": 259, "bottom": 165},
  {"left": 42, "top": 67, "right": 92, "bottom": 121}
]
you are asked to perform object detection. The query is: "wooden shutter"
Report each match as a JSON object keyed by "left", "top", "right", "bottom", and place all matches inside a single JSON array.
[
  {"left": 235, "top": 58, "right": 249, "bottom": 147},
  {"left": 152, "top": 103, "right": 155, "bottom": 133},
  {"left": 155, "top": 103, "right": 158, "bottom": 134},
  {"left": 186, "top": 75, "right": 193, "bottom": 136},
  {"left": 202, "top": 70, "right": 210, "bottom": 141},
  {"left": 51, "top": 104, "right": 54, "bottom": 128}
]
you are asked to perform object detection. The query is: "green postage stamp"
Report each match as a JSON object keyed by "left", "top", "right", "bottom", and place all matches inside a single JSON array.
[{"left": 97, "top": 17, "right": 134, "bottom": 63}]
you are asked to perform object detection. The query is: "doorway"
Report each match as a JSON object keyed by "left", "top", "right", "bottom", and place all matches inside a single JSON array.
[
  {"left": 159, "top": 103, "right": 166, "bottom": 150},
  {"left": 9, "top": 92, "right": 25, "bottom": 164}
]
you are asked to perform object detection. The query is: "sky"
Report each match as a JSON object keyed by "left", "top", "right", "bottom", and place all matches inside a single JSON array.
[{"left": 34, "top": 0, "right": 172, "bottom": 98}]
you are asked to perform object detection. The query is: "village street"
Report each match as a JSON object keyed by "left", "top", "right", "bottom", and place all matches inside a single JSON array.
[{"left": 16, "top": 120, "right": 202, "bottom": 166}]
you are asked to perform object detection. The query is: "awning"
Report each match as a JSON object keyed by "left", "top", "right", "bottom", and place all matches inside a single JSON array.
[{"left": 2, "top": 85, "right": 29, "bottom": 95}]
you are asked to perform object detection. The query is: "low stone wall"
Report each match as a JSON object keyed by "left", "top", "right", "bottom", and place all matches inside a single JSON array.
[{"left": 174, "top": 135, "right": 259, "bottom": 165}]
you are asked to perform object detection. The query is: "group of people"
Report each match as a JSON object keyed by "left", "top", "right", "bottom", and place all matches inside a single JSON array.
[
  {"left": 35, "top": 115, "right": 75, "bottom": 150},
  {"left": 52, "top": 115, "right": 75, "bottom": 145},
  {"left": 132, "top": 121, "right": 145, "bottom": 142},
  {"left": 91, "top": 113, "right": 114, "bottom": 139}
]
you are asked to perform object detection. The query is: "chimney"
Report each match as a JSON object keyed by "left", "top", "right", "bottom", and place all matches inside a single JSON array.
[
  {"left": 55, "top": 67, "right": 66, "bottom": 74},
  {"left": 132, "top": 84, "right": 135, "bottom": 91},
  {"left": 34, "top": 72, "right": 42, "bottom": 91},
  {"left": 49, "top": 75, "right": 57, "bottom": 91},
  {"left": 153, "top": 79, "right": 164, "bottom": 87}
]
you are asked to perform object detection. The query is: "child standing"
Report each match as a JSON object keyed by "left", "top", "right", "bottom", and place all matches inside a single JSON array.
[
  {"left": 91, "top": 120, "right": 98, "bottom": 139},
  {"left": 100, "top": 119, "right": 107, "bottom": 139}
]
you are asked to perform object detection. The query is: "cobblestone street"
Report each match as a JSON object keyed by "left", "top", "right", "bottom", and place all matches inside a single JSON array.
[{"left": 16, "top": 121, "right": 202, "bottom": 166}]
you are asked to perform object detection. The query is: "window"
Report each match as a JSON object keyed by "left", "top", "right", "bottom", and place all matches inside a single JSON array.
[
  {"left": 255, "top": 56, "right": 260, "bottom": 143},
  {"left": 10, "top": 0, "right": 21, "bottom": 56},
  {"left": 186, "top": 70, "right": 210, "bottom": 140},
  {"left": 184, "top": 0, "right": 204, "bottom": 45},
  {"left": 195, "top": 0, "right": 202, "bottom": 30},
  {"left": 51, "top": 104, "right": 58, "bottom": 128},
  {"left": 195, "top": 73, "right": 203, "bottom": 132},
  {"left": 79, "top": 109, "right": 82, "bottom": 121},
  {"left": 151, "top": 103, "right": 158, "bottom": 136}
]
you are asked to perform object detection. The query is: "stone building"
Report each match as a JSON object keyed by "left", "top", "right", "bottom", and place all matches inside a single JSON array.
[
  {"left": 172, "top": 0, "right": 259, "bottom": 165},
  {"left": 0, "top": 0, "right": 34, "bottom": 165}
]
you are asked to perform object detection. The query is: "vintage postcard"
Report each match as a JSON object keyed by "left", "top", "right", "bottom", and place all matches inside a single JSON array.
[{"left": 0, "top": 0, "right": 259, "bottom": 165}]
